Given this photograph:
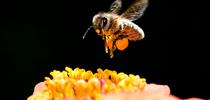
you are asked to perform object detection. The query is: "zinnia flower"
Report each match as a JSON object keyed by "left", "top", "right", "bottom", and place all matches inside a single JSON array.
[{"left": 27, "top": 67, "right": 205, "bottom": 100}]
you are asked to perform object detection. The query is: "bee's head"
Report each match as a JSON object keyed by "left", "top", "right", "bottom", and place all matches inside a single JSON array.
[
  {"left": 82, "top": 13, "right": 110, "bottom": 39},
  {"left": 92, "top": 13, "right": 109, "bottom": 35}
]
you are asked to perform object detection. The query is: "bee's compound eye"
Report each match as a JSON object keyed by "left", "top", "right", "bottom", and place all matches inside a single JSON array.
[{"left": 102, "top": 17, "right": 108, "bottom": 26}]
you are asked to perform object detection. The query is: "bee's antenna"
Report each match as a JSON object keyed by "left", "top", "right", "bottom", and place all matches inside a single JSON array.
[{"left": 82, "top": 26, "right": 93, "bottom": 39}]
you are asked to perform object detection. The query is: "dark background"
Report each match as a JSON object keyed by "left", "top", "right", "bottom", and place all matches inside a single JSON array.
[{"left": 1, "top": 0, "right": 206, "bottom": 99}]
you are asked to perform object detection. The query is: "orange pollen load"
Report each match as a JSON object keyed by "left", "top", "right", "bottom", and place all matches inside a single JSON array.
[
  {"left": 106, "top": 39, "right": 114, "bottom": 50},
  {"left": 115, "top": 38, "right": 129, "bottom": 51}
]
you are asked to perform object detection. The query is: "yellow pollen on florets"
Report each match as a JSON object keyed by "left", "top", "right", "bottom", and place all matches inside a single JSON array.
[{"left": 28, "top": 67, "right": 147, "bottom": 100}]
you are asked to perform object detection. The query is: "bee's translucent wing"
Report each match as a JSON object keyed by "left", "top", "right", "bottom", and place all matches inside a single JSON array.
[
  {"left": 121, "top": 0, "right": 148, "bottom": 21},
  {"left": 119, "top": 19, "right": 145, "bottom": 41},
  {"left": 109, "top": 0, "right": 122, "bottom": 14}
]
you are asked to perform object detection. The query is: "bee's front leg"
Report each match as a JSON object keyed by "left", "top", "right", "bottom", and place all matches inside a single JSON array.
[
  {"left": 105, "top": 45, "right": 109, "bottom": 53},
  {"left": 104, "top": 37, "right": 109, "bottom": 53}
]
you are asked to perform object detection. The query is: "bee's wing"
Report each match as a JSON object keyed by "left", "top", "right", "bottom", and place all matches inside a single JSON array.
[
  {"left": 121, "top": 0, "right": 148, "bottom": 21},
  {"left": 109, "top": 0, "right": 122, "bottom": 14},
  {"left": 119, "top": 19, "right": 145, "bottom": 41}
]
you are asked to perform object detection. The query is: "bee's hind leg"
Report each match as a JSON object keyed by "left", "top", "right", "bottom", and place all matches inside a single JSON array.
[
  {"left": 109, "top": 45, "right": 116, "bottom": 58},
  {"left": 110, "top": 52, "right": 114, "bottom": 58}
]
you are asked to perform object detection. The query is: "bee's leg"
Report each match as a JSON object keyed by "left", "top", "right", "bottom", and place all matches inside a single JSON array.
[
  {"left": 109, "top": 40, "right": 117, "bottom": 58},
  {"left": 109, "top": 41, "right": 116, "bottom": 58},
  {"left": 105, "top": 36, "right": 112, "bottom": 54},
  {"left": 104, "top": 40, "right": 109, "bottom": 53},
  {"left": 105, "top": 46, "right": 109, "bottom": 53},
  {"left": 113, "top": 44, "right": 116, "bottom": 51},
  {"left": 109, "top": 45, "right": 115, "bottom": 58},
  {"left": 102, "top": 35, "right": 105, "bottom": 40},
  {"left": 110, "top": 45, "right": 116, "bottom": 58},
  {"left": 110, "top": 50, "right": 114, "bottom": 58}
]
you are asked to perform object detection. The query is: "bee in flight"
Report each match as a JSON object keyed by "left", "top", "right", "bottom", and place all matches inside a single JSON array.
[{"left": 83, "top": 0, "right": 149, "bottom": 58}]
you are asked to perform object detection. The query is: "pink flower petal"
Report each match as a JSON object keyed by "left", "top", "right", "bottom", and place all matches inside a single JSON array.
[
  {"left": 103, "top": 84, "right": 177, "bottom": 100},
  {"left": 30, "top": 82, "right": 206, "bottom": 100},
  {"left": 185, "top": 98, "right": 206, "bottom": 100},
  {"left": 33, "top": 82, "right": 46, "bottom": 94},
  {"left": 144, "top": 83, "right": 171, "bottom": 95}
]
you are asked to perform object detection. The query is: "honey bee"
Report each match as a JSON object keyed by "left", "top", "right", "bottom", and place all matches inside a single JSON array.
[{"left": 83, "top": 0, "right": 149, "bottom": 58}]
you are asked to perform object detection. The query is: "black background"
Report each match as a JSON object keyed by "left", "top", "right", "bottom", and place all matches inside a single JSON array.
[{"left": 1, "top": 0, "right": 206, "bottom": 99}]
